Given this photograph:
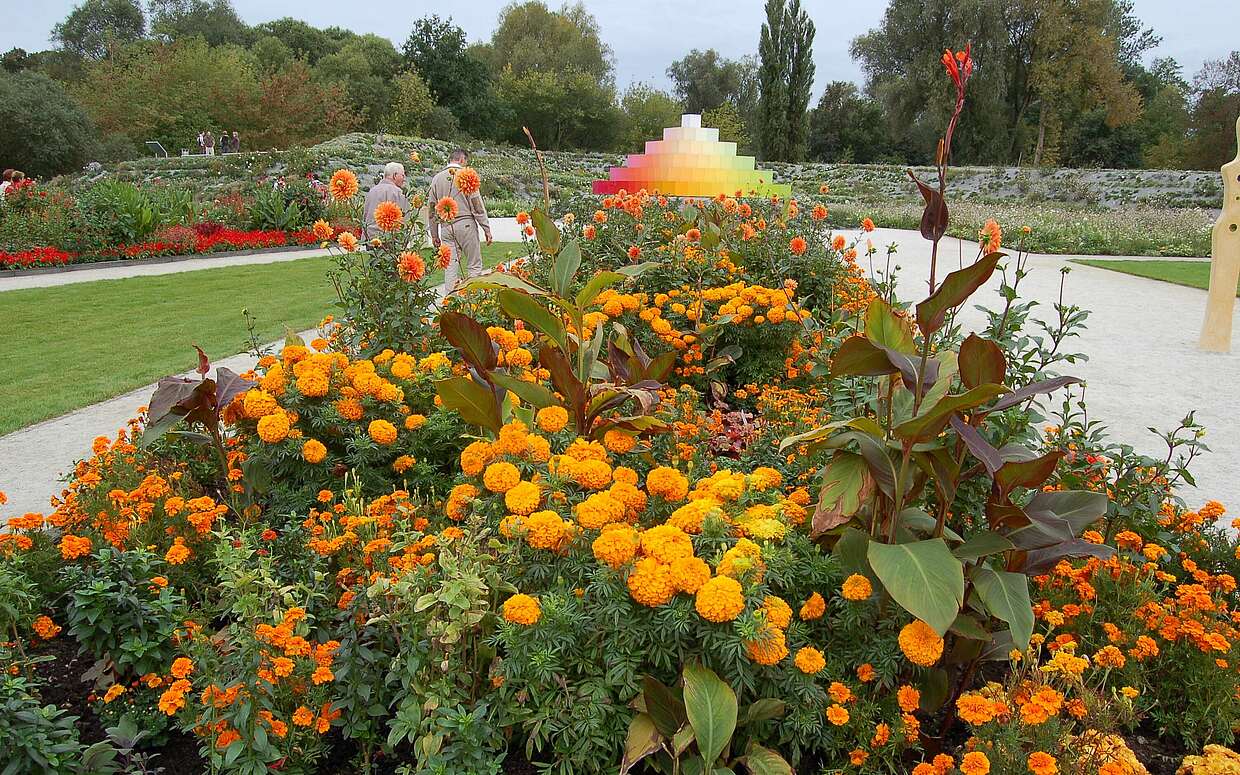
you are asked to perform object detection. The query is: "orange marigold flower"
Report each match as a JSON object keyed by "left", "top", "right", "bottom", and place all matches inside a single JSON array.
[
  {"left": 329, "top": 169, "right": 359, "bottom": 201},
  {"left": 502, "top": 593, "right": 541, "bottom": 625},
  {"left": 800, "top": 591, "right": 826, "bottom": 620},
  {"left": 170, "top": 657, "right": 194, "bottom": 679},
  {"left": 842, "top": 573, "right": 873, "bottom": 601},
  {"left": 795, "top": 647, "right": 826, "bottom": 674},
  {"left": 899, "top": 620, "right": 944, "bottom": 666},
  {"left": 368, "top": 419, "right": 398, "bottom": 446},
  {"left": 32, "top": 615, "right": 61, "bottom": 639},
  {"left": 956, "top": 693, "right": 996, "bottom": 725},
  {"left": 897, "top": 685, "right": 921, "bottom": 712},
  {"left": 826, "top": 703, "right": 850, "bottom": 726},
  {"left": 292, "top": 706, "right": 315, "bottom": 726},
  {"left": 435, "top": 196, "right": 459, "bottom": 221},
  {"left": 961, "top": 751, "right": 990, "bottom": 775},
  {"left": 695, "top": 576, "right": 745, "bottom": 622},
  {"left": 302, "top": 439, "right": 327, "bottom": 464},
  {"left": 374, "top": 200, "right": 404, "bottom": 232},
  {"left": 103, "top": 684, "right": 125, "bottom": 703},
  {"left": 59, "top": 534, "right": 92, "bottom": 560},
  {"left": 1027, "top": 751, "right": 1058, "bottom": 775}
]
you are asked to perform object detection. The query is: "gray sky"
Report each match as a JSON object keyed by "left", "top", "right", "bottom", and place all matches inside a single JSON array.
[{"left": 2, "top": 0, "right": 1236, "bottom": 96}]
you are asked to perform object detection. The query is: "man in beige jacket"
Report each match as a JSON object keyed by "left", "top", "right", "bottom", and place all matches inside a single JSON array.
[
  {"left": 362, "top": 162, "right": 410, "bottom": 240},
  {"left": 428, "top": 149, "right": 491, "bottom": 295}
]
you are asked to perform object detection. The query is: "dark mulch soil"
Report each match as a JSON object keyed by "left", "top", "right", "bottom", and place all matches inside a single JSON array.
[{"left": 1127, "top": 728, "right": 1189, "bottom": 775}]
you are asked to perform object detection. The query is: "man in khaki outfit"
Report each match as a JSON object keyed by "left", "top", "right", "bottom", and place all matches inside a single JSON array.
[{"left": 428, "top": 149, "right": 491, "bottom": 295}]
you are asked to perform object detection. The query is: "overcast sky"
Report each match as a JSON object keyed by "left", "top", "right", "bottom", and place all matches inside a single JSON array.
[{"left": 2, "top": 0, "right": 1236, "bottom": 95}]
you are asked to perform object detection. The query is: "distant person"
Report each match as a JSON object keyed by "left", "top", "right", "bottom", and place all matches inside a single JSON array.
[
  {"left": 0, "top": 169, "right": 13, "bottom": 197},
  {"left": 429, "top": 149, "right": 491, "bottom": 295},
  {"left": 219, "top": 132, "right": 229, "bottom": 154},
  {"left": 362, "top": 162, "right": 411, "bottom": 240},
  {"left": 197, "top": 132, "right": 205, "bottom": 154},
  {"left": 232, "top": 131, "right": 240, "bottom": 153},
  {"left": 204, "top": 130, "right": 215, "bottom": 156}
]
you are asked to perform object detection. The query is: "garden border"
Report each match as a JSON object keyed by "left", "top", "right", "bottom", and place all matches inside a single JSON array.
[{"left": 0, "top": 243, "right": 322, "bottom": 277}]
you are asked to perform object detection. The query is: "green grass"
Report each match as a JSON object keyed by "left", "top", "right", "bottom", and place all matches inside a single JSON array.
[
  {"left": 1072, "top": 259, "right": 1238, "bottom": 294},
  {"left": 0, "top": 242, "right": 522, "bottom": 436}
]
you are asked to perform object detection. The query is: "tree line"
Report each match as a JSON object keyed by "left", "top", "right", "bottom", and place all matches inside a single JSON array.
[{"left": 0, "top": 0, "right": 1236, "bottom": 180}]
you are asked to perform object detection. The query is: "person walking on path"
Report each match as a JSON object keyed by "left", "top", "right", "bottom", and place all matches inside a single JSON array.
[
  {"left": 232, "top": 131, "right": 240, "bottom": 154},
  {"left": 428, "top": 149, "right": 491, "bottom": 296},
  {"left": 204, "top": 130, "right": 215, "bottom": 156},
  {"left": 363, "top": 162, "right": 411, "bottom": 240}
]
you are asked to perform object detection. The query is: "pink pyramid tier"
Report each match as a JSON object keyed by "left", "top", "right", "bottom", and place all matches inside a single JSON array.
[{"left": 593, "top": 114, "right": 791, "bottom": 198}]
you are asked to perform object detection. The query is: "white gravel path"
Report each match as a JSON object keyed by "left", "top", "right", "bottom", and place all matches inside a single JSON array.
[{"left": 1, "top": 223, "right": 1236, "bottom": 521}]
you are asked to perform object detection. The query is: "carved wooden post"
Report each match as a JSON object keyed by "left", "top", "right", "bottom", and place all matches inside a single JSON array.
[{"left": 1199, "top": 115, "right": 1240, "bottom": 352}]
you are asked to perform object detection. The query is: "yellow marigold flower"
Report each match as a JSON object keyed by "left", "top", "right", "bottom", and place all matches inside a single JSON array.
[
  {"left": 103, "top": 684, "right": 125, "bottom": 703},
  {"left": 483, "top": 461, "right": 521, "bottom": 493},
  {"left": 534, "top": 405, "right": 569, "bottom": 433},
  {"left": 523, "top": 510, "right": 568, "bottom": 550},
  {"left": 762, "top": 596, "right": 792, "bottom": 629},
  {"left": 171, "top": 657, "right": 194, "bottom": 679},
  {"left": 899, "top": 620, "right": 944, "bottom": 666},
  {"left": 527, "top": 434, "right": 552, "bottom": 462},
  {"left": 1120, "top": 686, "right": 1139, "bottom": 699},
  {"left": 302, "top": 439, "right": 327, "bottom": 464},
  {"left": 504, "top": 480, "right": 542, "bottom": 516},
  {"left": 647, "top": 466, "right": 689, "bottom": 501},
  {"left": 592, "top": 525, "right": 639, "bottom": 569},
  {"left": 603, "top": 429, "right": 636, "bottom": 454},
  {"left": 573, "top": 459, "right": 613, "bottom": 490},
  {"left": 575, "top": 491, "right": 625, "bottom": 529},
  {"left": 1094, "top": 645, "right": 1126, "bottom": 668},
  {"left": 640, "top": 524, "right": 694, "bottom": 564},
  {"left": 717, "top": 538, "right": 764, "bottom": 580},
  {"left": 668, "top": 498, "right": 719, "bottom": 534},
  {"left": 503, "top": 593, "right": 541, "bottom": 625},
  {"left": 368, "top": 419, "right": 397, "bottom": 445},
  {"left": 256, "top": 410, "right": 291, "bottom": 443},
  {"left": 695, "top": 576, "right": 745, "bottom": 622},
  {"left": 800, "top": 591, "right": 826, "bottom": 620},
  {"left": 826, "top": 703, "right": 850, "bottom": 726},
  {"left": 329, "top": 169, "right": 358, "bottom": 200},
  {"left": 745, "top": 626, "right": 788, "bottom": 665},
  {"left": 405, "top": 414, "right": 427, "bottom": 431},
  {"left": 795, "top": 646, "right": 826, "bottom": 674},
  {"left": 842, "top": 574, "right": 873, "bottom": 601},
  {"left": 961, "top": 751, "right": 990, "bottom": 775},
  {"left": 627, "top": 557, "right": 676, "bottom": 607},
  {"left": 670, "top": 556, "right": 711, "bottom": 593},
  {"left": 296, "top": 369, "right": 330, "bottom": 397},
  {"left": 243, "top": 389, "right": 279, "bottom": 419},
  {"left": 748, "top": 466, "right": 782, "bottom": 490},
  {"left": 374, "top": 200, "right": 403, "bottom": 232},
  {"left": 335, "top": 397, "right": 363, "bottom": 421},
  {"left": 613, "top": 466, "right": 639, "bottom": 485},
  {"left": 565, "top": 438, "right": 608, "bottom": 461}
]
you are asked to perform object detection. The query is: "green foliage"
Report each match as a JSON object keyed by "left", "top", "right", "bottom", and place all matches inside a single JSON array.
[
  {"left": 614, "top": 83, "right": 682, "bottom": 154},
  {"left": 757, "top": 0, "right": 815, "bottom": 161},
  {"left": 77, "top": 179, "right": 161, "bottom": 245},
  {"left": 483, "top": 1, "right": 615, "bottom": 85},
  {"left": 665, "top": 49, "right": 746, "bottom": 114},
  {"left": 248, "top": 186, "right": 305, "bottom": 231},
  {"left": 51, "top": 0, "right": 146, "bottom": 60},
  {"left": 148, "top": 0, "right": 254, "bottom": 48},
  {"left": 0, "top": 675, "right": 105, "bottom": 775},
  {"left": 62, "top": 546, "right": 190, "bottom": 677},
  {"left": 808, "top": 81, "right": 894, "bottom": 163},
  {"left": 495, "top": 67, "right": 619, "bottom": 150},
  {"left": 402, "top": 15, "right": 499, "bottom": 139},
  {"left": 386, "top": 69, "right": 436, "bottom": 136},
  {"left": 0, "top": 70, "right": 98, "bottom": 178},
  {"left": 313, "top": 34, "right": 402, "bottom": 130}
]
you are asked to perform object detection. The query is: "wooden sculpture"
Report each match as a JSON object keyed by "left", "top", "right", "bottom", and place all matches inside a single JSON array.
[{"left": 1199, "top": 115, "right": 1240, "bottom": 353}]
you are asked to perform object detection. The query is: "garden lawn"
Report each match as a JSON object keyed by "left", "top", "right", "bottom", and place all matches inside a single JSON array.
[
  {"left": 0, "top": 242, "right": 521, "bottom": 436},
  {"left": 1072, "top": 258, "right": 1239, "bottom": 294}
]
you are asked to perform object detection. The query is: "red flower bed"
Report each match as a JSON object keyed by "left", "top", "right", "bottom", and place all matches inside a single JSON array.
[{"left": 0, "top": 246, "right": 75, "bottom": 269}]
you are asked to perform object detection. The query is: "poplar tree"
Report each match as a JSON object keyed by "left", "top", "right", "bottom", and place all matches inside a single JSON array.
[{"left": 758, "top": 0, "right": 816, "bottom": 161}]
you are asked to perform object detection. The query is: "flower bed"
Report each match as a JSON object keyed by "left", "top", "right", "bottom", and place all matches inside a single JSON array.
[
  {"left": 1, "top": 55, "right": 1237, "bottom": 775},
  {"left": 0, "top": 246, "right": 75, "bottom": 269}
]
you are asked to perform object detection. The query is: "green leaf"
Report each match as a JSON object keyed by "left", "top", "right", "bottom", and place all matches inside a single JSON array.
[
  {"left": 915, "top": 252, "right": 1002, "bottom": 337},
  {"left": 575, "top": 271, "right": 627, "bottom": 309},
  {"left": 739, "top": 743, "right": 792, "bottom": 775},
  {"left": 740, "top": 699, "right": 786, "bottom": 726},
  {"left": 829, "top": 335, "right": 898, "bottom": 378},
  {"left": 620, "top": 713, "right": 662, "bottom": 775},
  {"left": 812, "top": 453, "right": 871, "bottom": 536},
  {"left": 616, "top": 261, "right": 661, "bottom": 277},
  {"left": 832, "top": 527, "right": 871, "bottom": 576},
  {"left": 497, "top": 289, "right": 566, "bottom": 351},
  {"left": 950, "top": 613, "right": 990, "bottom": 641},
  {"left": 1024, "top": 490, "right": 1108, "bottom": 535},
  {"left": 551, "top": 239, "right": 582, "bottom": 297},
  {"left": 434, "top": 376, "right": 501, "bottom": 432},
  {"left": 683, "top": 663, "right": 737, "bottom": 766},
  {"left": 864, "top": 299, "right": 915, "bottom": 354},
  {"left": 971, "top": 566, "right": 1034, "bottom": 651},
  {"left": 458, "top": 271, "right": 547, "bottom": 295},
  {"left": 490, "top": 372, "right": 557, "bottom": 409},
  {"left": 952, "top": 531, "right": 1015, "bottom": 561},
  {"left": 531, "top": 207, "right": 561, "bottom": 254},
  {"left": 867, "top": 538, "right": 965, "bottom": 636},
  {"left": 959, "top": 334, "right": 1006, "bottom": 389},
  {"left": 994, "top": 450, "right": 1063, "bottom": 497},
  {"left": 892, "top": 384, "right": 1009, "bottom": 444}
]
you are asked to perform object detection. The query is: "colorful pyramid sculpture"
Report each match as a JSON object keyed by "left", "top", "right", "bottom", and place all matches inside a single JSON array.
[{"left": 592, "top": 114, "right": 790, "bottom": 198}]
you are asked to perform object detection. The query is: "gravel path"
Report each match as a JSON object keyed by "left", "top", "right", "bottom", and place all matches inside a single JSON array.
[{"left": 1, "top": 224, "right": 1235, "bottom": 522}]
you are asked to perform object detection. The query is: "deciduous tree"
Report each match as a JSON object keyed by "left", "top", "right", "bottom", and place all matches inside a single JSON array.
[{"left": 52, "top": 0, "right": 146, "bottom": 60}]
